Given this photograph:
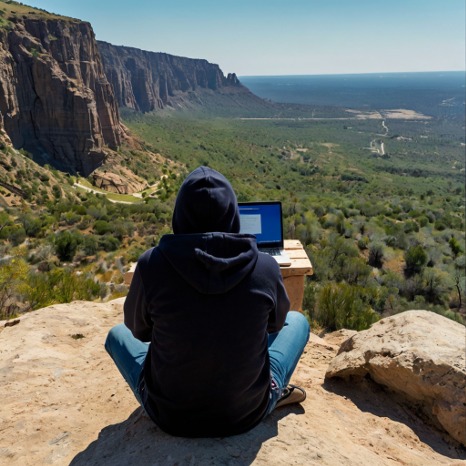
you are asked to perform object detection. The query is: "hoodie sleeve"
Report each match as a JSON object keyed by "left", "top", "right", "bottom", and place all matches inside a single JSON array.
[
  {"left": 124, "top": 264, "right": 152, "bottom": 342},
  {"left": 267, "top": 267, "right": 290, "bottom": 334}
]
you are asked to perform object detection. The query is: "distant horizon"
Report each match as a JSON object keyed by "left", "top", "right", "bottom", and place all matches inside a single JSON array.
[
  {"left": 239, "top": 71, "right": 465, "bottom": 116},
  {"left": 239, "top": 70, "right": 465, "bottom": 78}
]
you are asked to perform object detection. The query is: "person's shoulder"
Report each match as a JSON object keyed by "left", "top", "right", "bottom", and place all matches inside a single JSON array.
[
  {"left": 138, "top": 246, "right": 162, "bottom": 265},
  {"left": 256, "top": 251, "right": 282, "bottom": 272}
]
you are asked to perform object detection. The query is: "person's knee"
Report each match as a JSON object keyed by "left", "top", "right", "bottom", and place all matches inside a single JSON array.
[
  {"left": 287, "top": 310, "right": 310, "bottom": 328},
  {"left": 105, "top": 323, "right": 127, "bottom": 354},
  {"left": 287, "top": 311, "right": 310, "bottom": 342}
]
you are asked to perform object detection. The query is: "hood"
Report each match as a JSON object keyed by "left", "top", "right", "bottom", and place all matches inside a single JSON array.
[
  {"left": 172, "top": 166, "right": 240, "bottom": 234},
  {"left": 159, "top": 233, "right": 258, "bottom": 294}
]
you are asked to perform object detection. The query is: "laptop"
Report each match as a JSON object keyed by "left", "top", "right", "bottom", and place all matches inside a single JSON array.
[{"left": 238, "top": 201, "right": 292, "bottom": 267}]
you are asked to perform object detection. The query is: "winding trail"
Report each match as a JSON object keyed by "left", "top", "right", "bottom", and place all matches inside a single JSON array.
[{"left": 73, "top": 183, "right": 138, "bottom": 204}]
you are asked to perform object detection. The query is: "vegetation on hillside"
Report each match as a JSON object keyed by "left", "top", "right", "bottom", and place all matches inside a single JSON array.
[
  {"left": 1, "top": 103, "right": 464, "bottom": 330},
  {"left": 0, "top": 0, "right": 75, "bottom": 26},
  {"left": 121, "top": 111, "right": 464, "bottom": 329}
]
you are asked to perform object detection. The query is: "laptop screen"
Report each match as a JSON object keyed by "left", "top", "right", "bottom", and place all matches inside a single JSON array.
[{"left": 238, "top": 201, "right": 284, "bottom": 248}]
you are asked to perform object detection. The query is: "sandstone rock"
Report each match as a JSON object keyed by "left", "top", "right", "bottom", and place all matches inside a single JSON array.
[
  {"left": 1, "top": 302, "right": 464, "bottom": 465},
  {"left": 92, "top": 167, "right": 146, "bottom": 194},
  {"left": 98, "top": 41, "right": 256, "bottom": 113},
  {"left": 326, "top": 310, "right": 466, "bottom": 446},
  {"left": 0, "top": 15, "right": 124, "bottom": 175}
]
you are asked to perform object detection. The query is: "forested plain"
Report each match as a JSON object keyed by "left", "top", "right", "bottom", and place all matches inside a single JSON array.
[{"left": 1, "top": 104, "right": 464, "bottom": 330}]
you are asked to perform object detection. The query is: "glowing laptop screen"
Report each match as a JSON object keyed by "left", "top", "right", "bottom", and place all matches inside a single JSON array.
[{"left": 238, "top": 201, "right": 284, "bottom": 248}]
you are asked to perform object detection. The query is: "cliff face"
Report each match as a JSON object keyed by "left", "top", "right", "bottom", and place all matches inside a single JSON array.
[
  {"left": 0, "top": 15, "right": 124, "bottom": 175},
  {"left": 0, "top": 5, "right": 265, "bottom": 178},
  {"left": 98, "top": 41, "right": 243, "bottom": 112}
]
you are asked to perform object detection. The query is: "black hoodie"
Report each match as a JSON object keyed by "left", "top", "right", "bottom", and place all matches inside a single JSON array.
[{"left": 124, "top": 166, "right": 289, "bottom": 437}]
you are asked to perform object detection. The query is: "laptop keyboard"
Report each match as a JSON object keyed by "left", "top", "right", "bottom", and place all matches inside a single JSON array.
[{"left": 262, "top": 248, "right": 281, "bottom": 256}]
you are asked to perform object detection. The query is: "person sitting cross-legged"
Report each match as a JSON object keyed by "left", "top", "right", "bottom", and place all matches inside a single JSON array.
[{"left": 105, "top": 166, "right": 310, "bottom": 437}]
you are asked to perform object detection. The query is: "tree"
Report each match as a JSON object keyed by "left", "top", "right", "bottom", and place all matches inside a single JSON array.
[
  {"left": 453, "top": 255, "right": 465, "bottom": 311},
  {"left": 404, "top": 244, "right": 427, "bottom": 277},
  {"left": 54, "top": 230, "right": 80, "bottom": 262},
  {"left": 368, "top": 243, "right": 384, "bottom": 268}
]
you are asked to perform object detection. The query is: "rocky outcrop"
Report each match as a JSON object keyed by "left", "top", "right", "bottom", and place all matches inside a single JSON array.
[
  {"left": 0, "top": 11, "right": 124, "bottom": 175},
  {"left": 325, "top": 310, "right": 466, "bottom": 446},
  {"left": 1, "top": 302, "right": 464, "bottom": 465},
  {"left": 91, "top": 167, "right": 147, "bottom": 194},
  {"left": 98, "top": 41, "right": 247, "bottom": 112}
]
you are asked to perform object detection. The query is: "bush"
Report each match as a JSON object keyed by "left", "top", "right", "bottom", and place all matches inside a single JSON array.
[
  {"left": 1, "top": 225, "right": 26, "bottom": 246},
  {"left": 0, "top": 257, "right": 29, "bottom": 319},
  {"left": 24, "top": 268, "right": 104, "bottom": 309},
  {"left": 20, "top": 213, "right": 43, "bottom": 237},
  {"left": 422, "top": 269, "right": 448, "bottom": 305},
  {"left": 449, "top": 236, "right": 463, "bottom": 257},
  {"left": 336, "top": 256, "right": 372, "bottom": 286},
  {"left": 368, "top": 243, "right": 384, "bottom": 268},
  {"left": 404, "top": 244, "right": 428, "bottom": 277},
  {"left": 54, "top": 230, "right": 81, "bottom": 262},
  {"left": 315, "top": 282, "right": 379, "bottom": 331},
  {"left": 93, "top": 220, "right": 113, "bottom": 235},
  {"left": 98, "top": 235, "right": 121, "bottom": 252},
  {"left": 81, "top": 235, "right": 98, "bottom": 256}
]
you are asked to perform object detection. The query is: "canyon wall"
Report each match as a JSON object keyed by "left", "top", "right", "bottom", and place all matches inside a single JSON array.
[
  {"left": 0, "top": 14, "right": 123, "bottom": 175},
  {"left": 0, "top": 5, "right": 265, "bottom": 177},
  {"left": 98, "top": 41, "right": 243, "bottom": 112}
]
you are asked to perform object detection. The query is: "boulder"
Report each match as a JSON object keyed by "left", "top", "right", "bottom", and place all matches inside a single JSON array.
[{"left": 326, "top": 310, "right": 466, "bottom": 446}]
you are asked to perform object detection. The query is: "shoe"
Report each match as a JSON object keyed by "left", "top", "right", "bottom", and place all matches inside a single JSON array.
[{"left": 275, "top": 384, "right": 306, "bottom": 408}]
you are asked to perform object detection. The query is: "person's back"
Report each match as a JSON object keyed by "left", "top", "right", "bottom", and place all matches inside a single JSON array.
[{"left": 105, "top": 166, "right": 310, "bottom": 437}]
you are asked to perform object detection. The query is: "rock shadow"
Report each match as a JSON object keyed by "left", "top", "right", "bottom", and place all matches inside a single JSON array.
[
  {"left": 323, "top": 376, "right": 466, "bottom": 460},
  {"left": 70, "top": 406, "right": 300, "bottom": 465}
]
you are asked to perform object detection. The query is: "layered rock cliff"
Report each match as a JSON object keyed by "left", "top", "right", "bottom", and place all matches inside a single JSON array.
[
  {"left": 0, "top": 6, "right": 124, "bottom": 176},
  {"left": 98, "top": 41, "right": 248, "bottom": 112},
  {"left": 0, "top": 3, "right": 267, "bottom": 180}
]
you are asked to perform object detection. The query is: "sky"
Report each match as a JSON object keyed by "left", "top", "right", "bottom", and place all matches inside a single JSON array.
[{"left": 23, "top": 0, "right": 466, "bottom": 77}]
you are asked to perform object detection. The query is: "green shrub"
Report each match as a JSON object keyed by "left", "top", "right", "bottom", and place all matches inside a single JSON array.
[
  {"left": 93, "top": 220, "right": 113, "bottom": 235},
  {"left": 81, "top": 235, "right": 98, "bottom": 256},
  {"left": 368, "top": 243, "right": 384, "bottom": 268},
  {"left": 1, "top": 225, "right": 26, "bottom": 246},
  {"left": 0, "top": 257, "right": 29, "bottom": 319},
  {"left": 422, "top": 269, "right": 448, "bottom": 305},
  {"left": 404, "top": 244, "right": 428, "bottom": 277},
  {"left": 24, "top": 268, "right": 104, "bottom": 310},
  {"left": 336, "top": 256, "right": 372, "bottom": 286},
  {"left": 53, "top": 230, "right": 81, "bottom": 262},
  {"left": 20, "top": 213, "right": 43, "bottom": 237},
  {"left": 315, "top": 282, "right": 379, "bottom": 331},
  {"left": 98, "top": 235, "right": 121, "bottom": 252},
  {"left": 449, "top": 236, "right": 463, "bottom": 257}
]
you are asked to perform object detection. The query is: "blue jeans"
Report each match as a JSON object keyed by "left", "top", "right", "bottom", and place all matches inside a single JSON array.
[{"left": 105, "top": 311, "right": 310, "bottom": 416}]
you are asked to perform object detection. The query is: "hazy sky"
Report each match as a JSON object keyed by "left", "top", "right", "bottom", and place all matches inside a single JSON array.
[{"left": 24, "top": 0, "right": 465, "bottom": 76}]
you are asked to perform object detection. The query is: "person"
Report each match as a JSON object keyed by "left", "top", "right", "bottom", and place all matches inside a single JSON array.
[{"left": 105, "top": 166, "right": 310, "bottom": 437}]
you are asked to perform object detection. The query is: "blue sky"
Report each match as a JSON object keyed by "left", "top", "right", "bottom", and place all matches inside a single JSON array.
[{"left": 24, "top": 0, "right": 465, "bottom": 76}]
